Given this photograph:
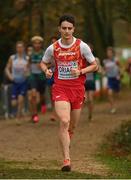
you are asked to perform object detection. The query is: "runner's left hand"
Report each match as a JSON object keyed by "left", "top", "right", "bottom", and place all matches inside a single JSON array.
[
  {"left": 45, "top": 69, "right": 53, "bottom": 79},
  {"left": 71, "top": 68, "right": 80, "bottom": 76}
]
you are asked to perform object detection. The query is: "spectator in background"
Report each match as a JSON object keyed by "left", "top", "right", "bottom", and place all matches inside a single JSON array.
[
  {"left": 103, "top": 47, "right": 121, "bottom": 114},
  {"left": 85, "top": 71, "right": 96, "bottom": 121},
  {"left": 26, "top": 45, "right": 33, "bottom": 117},
  {"left": 28, "top": 36, "right": 46, "bottom": 123},
  {"left": 50, "top": 36, "right": 59, "bottom": 43},
  {"left": 85, "top": 43, "right": 103, "bottom": 121},
  {"left": 27, "top": 45, "right": 33, "bottom": 57},
  {"left": 5, "top": 41, "right": 29, "bottom": 123}
]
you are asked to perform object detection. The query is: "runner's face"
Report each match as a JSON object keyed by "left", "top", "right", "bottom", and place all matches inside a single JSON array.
[
  {"left": 107, "top": 49, "right": 113, "bottom": 59},
  {"left": 27, "top": 46, "right": 33, "bottom": 56},
  {"left": 16, "top": 44, "right": 25, "bottom": 54},
  {"left": 33, "top": 40, "right": 42, "bottom": 51},
  {"left": 59, "top": 21, "right": 75, "bottom": 40},
  {"left": 51, "top": 38, "right": 57, "bottom": 43}
]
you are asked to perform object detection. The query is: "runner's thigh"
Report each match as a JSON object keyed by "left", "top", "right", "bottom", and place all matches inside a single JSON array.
[{"left": 55, "top": 101, "right": 71, "bottom": 123}]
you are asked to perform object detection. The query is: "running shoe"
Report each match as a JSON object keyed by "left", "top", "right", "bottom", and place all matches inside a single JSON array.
[
  {"left": 41, "top": 104, "right": 47, "bottom": 114},
  {"left": 15, "top": 118, "right": 22, "bottom": 126},
  {"left": 32, "top": 114, "right": 39, "bottom": 123},
  {"left": 61, "top": 159, "right": 71, "bottom": 172},
  {"left": 110, "top": 108, "right": 116, "bottom": 114}
]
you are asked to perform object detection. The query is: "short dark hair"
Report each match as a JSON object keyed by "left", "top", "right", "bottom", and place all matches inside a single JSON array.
[
  {"left": 50, "top": 36, "right": 58, "bottom": 41},
  {"left": 59, "top": 14, "right": 75, "bottom": 26}
]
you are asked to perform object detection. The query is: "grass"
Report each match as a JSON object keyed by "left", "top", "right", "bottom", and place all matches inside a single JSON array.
[
  {"left": 96, "top": 155, "right": 131, "bottom": 179},
  {"left": 104, "top": 121, "right": 131, "bottom": 156},
  {"left": 0, "top": 159, "right": 100, "bottom": 179},
  {"left": 1, "top": 156, "right": 130, "bottom": 179},
  {"left": 96, "top": 120, "right": 131, "bottom": 179}
]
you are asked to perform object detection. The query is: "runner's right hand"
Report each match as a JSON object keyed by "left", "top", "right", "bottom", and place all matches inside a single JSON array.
[{"left": 45, "top": 69, "right": 53, "bottom": 79}]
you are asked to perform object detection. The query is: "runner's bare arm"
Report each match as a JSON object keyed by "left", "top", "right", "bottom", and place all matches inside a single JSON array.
[
  {"left": 5, "top": 57, "right": 14, "bottom": 81},
  {"left": 71, "top": 60, "right": 98, "bottom": 76},
  {"left": 71, "top": 41, "right": 99, "bottom": 76},
  {"left": 81, "top": 60, "right": 98, "bottom": 74},
  {"left": 95, "top": 57, "right": 104, "bottom": 74},
  {"left": 40, "top": 61, "right": 53, "bottom": 79}
]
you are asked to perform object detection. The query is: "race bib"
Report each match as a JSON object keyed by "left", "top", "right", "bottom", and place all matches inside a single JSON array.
[{"left": 58, "top": 61, "right": 78, "bottom": 80}]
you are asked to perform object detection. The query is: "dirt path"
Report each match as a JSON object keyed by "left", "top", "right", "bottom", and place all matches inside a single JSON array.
[{"left": 0, "top": 90, "right": 130, "bottom": 175}]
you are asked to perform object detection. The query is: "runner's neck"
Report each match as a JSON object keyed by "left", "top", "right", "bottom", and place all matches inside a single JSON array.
[
  {"left": 17, "top": 53, "right": 24, "bottom": 59},
  {"left": 61, "top": 36, "right": 74, "bottom": 46},
  {"left": 34, "top": 49, "right": 42, "bottom": 53},
  {"left": 59, "top": 37, "right": 76, "bottom": 48}
]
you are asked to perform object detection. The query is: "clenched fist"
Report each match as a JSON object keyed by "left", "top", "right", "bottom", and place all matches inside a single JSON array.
[{"left": 45, "top": 69, "right": 53, "bottom": 79}]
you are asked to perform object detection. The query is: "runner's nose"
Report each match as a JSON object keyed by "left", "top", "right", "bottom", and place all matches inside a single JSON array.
[{"left": 65, "top": 28, "right": 69, "bottom": 33}]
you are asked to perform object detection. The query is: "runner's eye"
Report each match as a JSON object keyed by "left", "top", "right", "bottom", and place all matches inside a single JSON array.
[
  {"left": 62, "top": 27, "right": 73, "bottom": 30},
  {"left": 68, "top": 27, "right": 72, "bottom": 30},
  {"left": 62, "top": 27, "right": 67, "bottom": 30}
]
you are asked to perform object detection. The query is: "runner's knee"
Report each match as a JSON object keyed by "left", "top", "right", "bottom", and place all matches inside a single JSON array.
[
  {"left": 60, "top": 117, "right": 70, "bottom": 129},
  {"left": 30, "top": 91, "right": 37, "bottom": 102},
  {"left": 18, "top": 95, "right": 24, "bottom": 103},
  {"left": 11, "top": 99, "right": 17, "bottom": 107}
]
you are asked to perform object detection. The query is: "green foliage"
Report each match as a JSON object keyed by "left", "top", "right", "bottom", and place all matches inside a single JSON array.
[
  {"left": 103, "top": 121, "right": 131, "bottom": 157},
  {"left": 111, "top": 121, "right": 131, "bottom": 154},
  {"left": 97, "top": 155, "right": 131, "bottom": 179},
  {"left": 0, "top": 159, "right": 100, "bottom": 179},
  {"left": 96, "top": 120, "right": 131, "bottom": 178}
]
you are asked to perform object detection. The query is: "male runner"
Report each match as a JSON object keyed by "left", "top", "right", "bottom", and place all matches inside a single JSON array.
[
  {"left": 103, "top": 47, "right": 121, "bottom": 113},
  {"left": 40, "top": 14, "right": 98, "bottom": 171},
  {"left": 85, "top": 44, "right": 103, "bottom": 121},
  {"left": 28, "top": 36, "right": 46, "bottom": 122},
  {"left": 5, "top": 41, "right": 29, "bottom": 121}
]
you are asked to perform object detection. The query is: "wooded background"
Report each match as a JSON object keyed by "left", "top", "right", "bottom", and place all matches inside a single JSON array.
[{"left": 0, "top": 0, "right": 131, "bottom": 81}]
